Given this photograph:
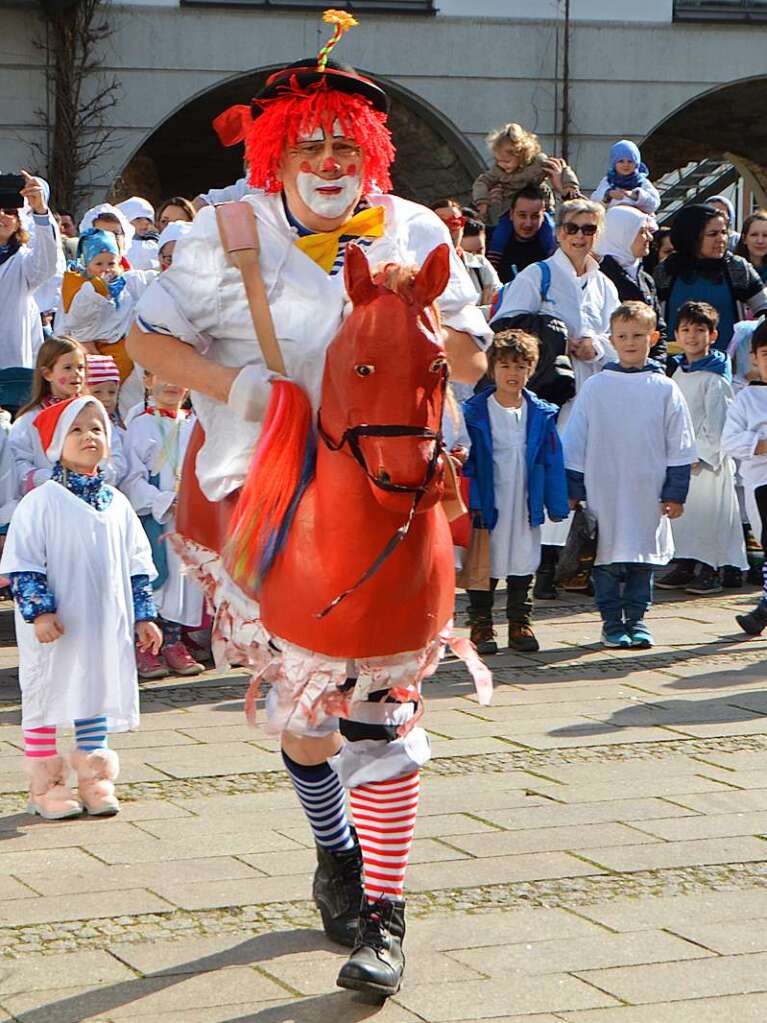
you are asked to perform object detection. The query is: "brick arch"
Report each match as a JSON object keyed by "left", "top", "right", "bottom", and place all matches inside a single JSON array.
[{"left": 110, "top": 67, "right": 482, "bottom": 209}]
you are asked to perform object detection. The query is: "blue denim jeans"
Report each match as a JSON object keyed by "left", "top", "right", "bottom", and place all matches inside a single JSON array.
[{"left": 592, "top": 563, "right": 654, "bottom": 632}]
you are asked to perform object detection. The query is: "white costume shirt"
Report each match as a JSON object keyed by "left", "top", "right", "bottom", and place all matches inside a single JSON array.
[
  {"left": 127, "top": 237, "right": 160, "bottom": 271},
  {"left": 563, "top": 368, "right": 696, "bottom": 566},
  {"left": 670, "top": 366, "right": 747, "bottom": 569},
  {"left": 0, "top": 213, "right": 63, "bottom": 369},
  {"left": 136, "top": 191, "right": 492, "bottom": 502},
  {"left": 54, "top": 269, "right": 157, "bottom": 417},
  {"left": 488, "top": 397, "right": 540, "bottom": 578},
  {"left": 9, "top": 405, "right": 127, "bottom": 495},
  {"left": 200, "top": 177, "right": 250, "bottom": 206},
  {"left": 591, "top": 177, "right": 661, "bottom": 215},
  {"left": 0, "top": 482, "right": 155, "bottom": 729},
  {"left": 121, "top": 409, "right": 204, "bottom": 627},
  {"left": 721, "top": 384, "right": 767, "bottom": 535},
  {"left": 0, "top": 430, "right": 18, "bottom": 528}
]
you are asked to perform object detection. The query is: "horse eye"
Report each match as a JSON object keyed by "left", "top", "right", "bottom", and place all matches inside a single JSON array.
[
  {"left": 355, "top": 364, "right": 375, "bottom": 377},
  {"left": 430, "top": 357, "right": 448, "bottom": 373}
]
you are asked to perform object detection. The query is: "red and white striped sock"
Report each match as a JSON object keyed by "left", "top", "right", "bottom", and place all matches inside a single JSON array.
[
  {"left": 349, "top": 770, "right": 420, "bottom": 903},
  {"left": 23, "top": 727, "right": 58, "bottom": 759}
]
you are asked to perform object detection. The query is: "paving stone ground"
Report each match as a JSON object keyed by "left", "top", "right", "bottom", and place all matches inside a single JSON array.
[{"left": 1, "top": 585, "right": 766, "bottom": 1022}]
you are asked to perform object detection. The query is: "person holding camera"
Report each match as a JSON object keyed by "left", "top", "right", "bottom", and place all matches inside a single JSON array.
[{"left": 0, "top": 171, "right": 62, "bottom": 372}]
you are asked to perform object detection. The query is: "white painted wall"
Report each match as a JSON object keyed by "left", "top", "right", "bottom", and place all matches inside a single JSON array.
[{"left": 436, "top": 0, "right": 674, "bottom": 21}]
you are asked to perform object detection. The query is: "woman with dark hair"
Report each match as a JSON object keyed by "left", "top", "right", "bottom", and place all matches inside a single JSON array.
[
  {"left": 156, "top": 197, "right": 196, "bottom": 231},
  {"left": 736, "top": 210, "right": 767, "bottom": 284},
  {"left": 655, "top": 204, "right": 767, "bottom": 352},
  {"left": 643, "top": 224, "right": 673, "bottom": 277},
  {"left": 0, "top": 172, "right": 62, "bottom": 370}
]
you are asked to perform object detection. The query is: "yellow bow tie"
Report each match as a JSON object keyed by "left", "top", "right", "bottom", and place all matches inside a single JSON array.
[{"left": 293, "top": 206, "right": 385, "bottom": 273}]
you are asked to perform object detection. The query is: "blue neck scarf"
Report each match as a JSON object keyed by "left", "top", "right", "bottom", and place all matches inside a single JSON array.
[
  {"left": 671, "top": 349, "right": 731, "bottom": 381},
  {"left": 0, "top": 238, "right": 20, "bottom": 268},
  {"left": 52, "top": 462, "right": 112, "bottom": 511}
]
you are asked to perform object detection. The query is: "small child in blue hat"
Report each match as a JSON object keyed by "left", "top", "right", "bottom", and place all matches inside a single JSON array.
[{"left": 592, "top": 140, "right": 660, "bottom": 215}]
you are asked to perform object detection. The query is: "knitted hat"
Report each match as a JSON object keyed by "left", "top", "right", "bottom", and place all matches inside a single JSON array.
[
  {"left": 86, "top": 354, "right": 121, "bottom": 387},
  {"left": 158, "top": 220, "right": 193, "bottom": 252},
  {"left": 117, "top": 196, "right": 155, "bottom": 224},
  {"left": 33, "top": 397, "right": 111, "bottom": 463},
  {"left": 77, "top": 228, "right": 120, "bottom": 267},
  {"left": 78, "top": 203, "right": 135, "bottom": 250}
]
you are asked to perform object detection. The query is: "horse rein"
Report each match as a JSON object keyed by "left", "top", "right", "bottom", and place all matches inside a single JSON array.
[{"left": 314, "top": 369, "right": 448, "bottom": 618}]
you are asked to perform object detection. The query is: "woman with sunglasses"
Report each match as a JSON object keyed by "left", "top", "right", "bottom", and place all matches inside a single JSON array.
[
  {"left": 430, "top": 198, "right": 500, "bottom": 320},
  {"left": 0, "top": 171, "right": 63, "bottom": 374},
  {"left": 492, "top": 198, "right": 619, "bottom": 392}
]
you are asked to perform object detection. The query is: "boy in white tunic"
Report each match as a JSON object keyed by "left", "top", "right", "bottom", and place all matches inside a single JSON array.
[
  {"left": 564, "top": 301, "right": 696, "bottom": 648},
  {"left": 658, "top": 302, "right": 747, "bottom": 594},
  {"left": 0, "top": 397, "right": 161, "bottom": 820},
  {"left": 722, "top": 320, "right": 767, "bottom": 634},
  {"left": 122, "top": 378, "right": 204, "bottom": 678},
  {"left": 463, "top": 330, "right": 569, "bottom": 654}
]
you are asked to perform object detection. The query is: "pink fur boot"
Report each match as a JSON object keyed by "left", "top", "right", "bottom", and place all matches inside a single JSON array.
[
  {"left": 69, "top": 749, "right": 120, "bottom": 816},
  {"left": 25, "top": 756, "right": 83, "bottom": 820}
]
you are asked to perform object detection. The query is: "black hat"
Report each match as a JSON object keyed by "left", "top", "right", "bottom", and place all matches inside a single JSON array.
[{"left": 252, "top": 59, "right": 389, "bottom": 118}]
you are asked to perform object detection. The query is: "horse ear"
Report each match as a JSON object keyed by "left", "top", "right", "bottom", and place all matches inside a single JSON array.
[
  {"left": 344, "top": 243, "right": 378, "bottom": 306},
  {"left": 412, "top": 243, "right": 451, "bottom": 309}
]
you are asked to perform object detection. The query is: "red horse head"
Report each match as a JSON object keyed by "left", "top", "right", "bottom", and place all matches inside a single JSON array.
[{"left": 319, "top": 242, "right": 451, "bottom": 517}]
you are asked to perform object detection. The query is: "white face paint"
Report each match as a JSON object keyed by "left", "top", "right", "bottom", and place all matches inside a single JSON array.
[{"left": 296, "top": 171, "right": 361, "bottom": 219}]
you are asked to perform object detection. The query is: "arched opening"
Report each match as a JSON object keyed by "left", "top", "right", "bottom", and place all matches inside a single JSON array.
[
  {"left": 642, "top": 77, "right": 767, "bottom": 207},
  {"left": 110, "top": 68, "right": 482, "bottom": 209}
]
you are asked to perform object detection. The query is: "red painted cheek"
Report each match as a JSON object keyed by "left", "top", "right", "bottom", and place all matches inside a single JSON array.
[
  {"left": 345, "top": 163, "right": 357, "bottom": 177},
  {"left": 299, "top": 161, "right": 312, "bottom": 174}
]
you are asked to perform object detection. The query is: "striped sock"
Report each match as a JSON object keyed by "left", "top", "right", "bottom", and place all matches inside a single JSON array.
[
  {"left": 350, "top": 770, "right": 420, "bottom": 903},
  {"left": 282, "top": 750, "right": 355, "bottom": 853},
  {"left": 74, "top": 717, "right": 108, "bottom": 751},
  {"left": 23, "top": 726, "right": 57, "bottom": 759}
]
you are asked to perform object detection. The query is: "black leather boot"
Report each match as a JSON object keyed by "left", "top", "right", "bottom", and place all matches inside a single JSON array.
[
  {"left": 736, "top": 600, "right": 767, "bottom": 636},
  {"left": 312, "top": 828, "right": 364, "bottom": 947},
  {"left": 336, "top": 897, "right": 406, "bottom": 998}
]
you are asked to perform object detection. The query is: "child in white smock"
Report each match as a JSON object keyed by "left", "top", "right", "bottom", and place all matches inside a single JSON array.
[
  {"left": 0, "top": 396, "right": 161, "bottom": 820},
  {"left": 122, "top": 377, "right": 204, "bottom": 679},
  {"left": 564, "top": 301, "right": 696, "bottom": 649}
]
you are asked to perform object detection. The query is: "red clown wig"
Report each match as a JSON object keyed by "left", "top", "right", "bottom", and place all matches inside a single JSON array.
[{"left": 214, "top": 80, "right": 396, "bottom": 196}]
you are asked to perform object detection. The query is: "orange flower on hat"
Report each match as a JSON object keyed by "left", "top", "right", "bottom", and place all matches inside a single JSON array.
[{"left": 323, "top": 9, "right": 358, "bottom": 30}]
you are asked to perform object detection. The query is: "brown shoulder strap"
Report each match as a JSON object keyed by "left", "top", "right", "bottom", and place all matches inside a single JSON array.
[{"left": 214, "top": 200, "right": 287, "bottom": 377}]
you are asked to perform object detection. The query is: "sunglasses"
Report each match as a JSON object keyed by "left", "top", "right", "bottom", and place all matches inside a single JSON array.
[
  {"left": 0, "top": 208, "right": 20, "bottom": 217},
  {"left": 562, "top": 222, "right": 598, "bottom": 237}
]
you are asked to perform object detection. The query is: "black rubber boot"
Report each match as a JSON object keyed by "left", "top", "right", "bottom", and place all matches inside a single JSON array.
[
  {"left": 312, "top": 828, "right": 364, "bottom": 947},
  {"left": 533, "top": 546, "right": 558, "bottom": 600},
  {"left": 337, "top": 897, "right": 406, "bottom": 998},
  {"left": 736, "top": 601, "right": 767, "bottom": 637}
]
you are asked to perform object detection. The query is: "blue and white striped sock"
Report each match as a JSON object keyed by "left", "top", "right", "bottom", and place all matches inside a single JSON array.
[
  {"left": 282, "top": 749, "right": 355, "bottom": 853},
  {"left": 74, "top": 717, "right": 108, "bottom": 751}
]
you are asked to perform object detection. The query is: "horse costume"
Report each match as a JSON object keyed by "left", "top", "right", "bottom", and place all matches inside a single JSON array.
[{"left": 132, "top": 9, "right": 492, "bottom": 999}]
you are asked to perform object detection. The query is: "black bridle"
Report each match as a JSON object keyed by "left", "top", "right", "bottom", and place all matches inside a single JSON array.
[{"left": 314, "top": 376, "right": 447, "bottom": 618}]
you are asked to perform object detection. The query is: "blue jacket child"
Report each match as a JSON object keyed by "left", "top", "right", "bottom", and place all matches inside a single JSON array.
[{"left": 462, "top": 385, "right": 570, "bottom": 530}]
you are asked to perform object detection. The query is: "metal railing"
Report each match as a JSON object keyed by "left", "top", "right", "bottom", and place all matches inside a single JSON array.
[
  {"left": 674, "top": 0, "right": 767, "bottom": 21},
  {"left": 655, "top": 159, "right": 739, "bottom": 221}
]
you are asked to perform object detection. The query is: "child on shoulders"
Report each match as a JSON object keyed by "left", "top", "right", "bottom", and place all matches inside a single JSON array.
[
  {"left": 462, "top": 330, "right": 569, "bottom": 655},
  {"left": 55, "top": 228, "right": 157, "bottom": 418},
  {"left": 657, "top": 301, "right": 747, "bottom": 594},
  {"left": 0, "top": 396, "right": 161, "bottom": 820},
  {"left": 122, "top": 376, "right": 204, "bottom": 679},
  {"left": 564, "top": 301, "right": 696, "bottom": 648},
  {"left": 722, "top": 319, "right": 767, "bottom": 635},
  {"left": 591, "top": 140, "right": 660, "bottom": 215},
  {"left": 472, "top": 122, "right": 580, "bottom": 232}
]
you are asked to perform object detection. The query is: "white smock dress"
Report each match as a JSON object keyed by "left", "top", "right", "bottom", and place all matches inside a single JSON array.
[
  {"left": 488, "top": 397, "right": 540, "bottom": 578},
  {"left": 670, "top": 367, "right": 747, "bottom": 569},
  {"left": 121, "top": 409, "right": 204, "bottom": 627},
  {"left": 721, "top": 384, "right": 767, "bottom": 540},
  {"left": 564, "top": 368, "right": 697, "bottom": 566},
  {"left": 0, "top": 481, "right": 155, "bottom": 730}
]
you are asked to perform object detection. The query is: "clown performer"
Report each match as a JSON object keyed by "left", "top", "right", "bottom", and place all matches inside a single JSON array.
[{"left": 128, "top": 11, "right": 491, "bottom": 998}]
